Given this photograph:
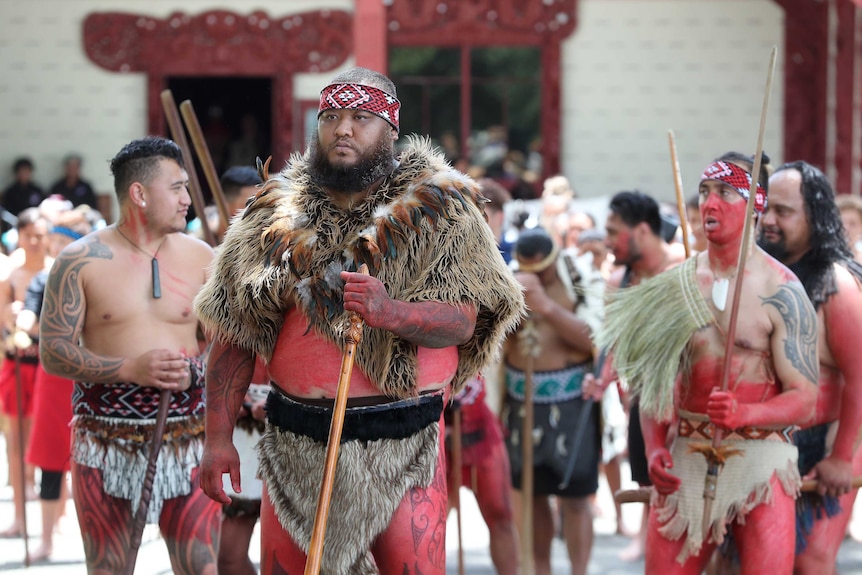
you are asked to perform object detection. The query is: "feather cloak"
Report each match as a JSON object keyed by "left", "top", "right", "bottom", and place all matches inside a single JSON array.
[{"left": 194, "top": 137, "right": 525, "bottom": 397}]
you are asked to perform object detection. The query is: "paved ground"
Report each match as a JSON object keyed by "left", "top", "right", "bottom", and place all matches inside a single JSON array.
[{"left": 2, "top": 431, "right": 862, "bottom": 573}]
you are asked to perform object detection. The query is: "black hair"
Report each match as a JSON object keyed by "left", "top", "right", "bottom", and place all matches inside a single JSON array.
[
  {"left": 13, "top": 157, "right": 33, "bottom": 173},
  {"left": 110, "top": 136, "right": 184, "bottom": 202},
  {"left": 514, "top": 227, "right": 554, "bottom": 259},
  {"left": 608, "top": 190, "right": 662, "bottom": 236},
  {"left": 220, "top": 166, "right": 262, "bottom": 201}
]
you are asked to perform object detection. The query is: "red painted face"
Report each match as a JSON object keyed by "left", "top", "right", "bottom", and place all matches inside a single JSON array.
[{"left": 699, "top": 180, "right": 747, "bottom": 261}]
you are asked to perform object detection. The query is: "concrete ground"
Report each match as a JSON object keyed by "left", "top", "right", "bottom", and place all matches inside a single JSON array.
[{"left": 2, "top": 432, "right": 862, "bottom": 574}]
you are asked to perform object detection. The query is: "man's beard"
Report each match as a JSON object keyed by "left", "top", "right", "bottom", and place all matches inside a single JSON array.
[
  {"left": 308, "top": 133, "right": 395, "bottom": 193},
  {"left": 616, "top": 236, "right": 641, "bottom": 267},
  {"left": 757, "top": 227, "right": 789, "bottom": 261}
]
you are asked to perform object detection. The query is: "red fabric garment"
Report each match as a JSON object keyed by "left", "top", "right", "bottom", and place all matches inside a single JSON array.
[
  {"left": 0, "top": 357, "right": 37, "bottom": 417},
  {"left": 26, "top": 366, "right": 73, "bottom": 472}
]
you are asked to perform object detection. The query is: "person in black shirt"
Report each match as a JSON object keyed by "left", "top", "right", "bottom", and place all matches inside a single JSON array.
[{"left": 49, "top": 154, "right": 97, "bottom": 210}]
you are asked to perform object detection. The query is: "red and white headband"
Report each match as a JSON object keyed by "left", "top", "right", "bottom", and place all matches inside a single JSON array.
[
  {"left": 318, "top": 83, "right": 400, "bottom": 132},
  {"left": 700, "top": 160, "right": 767, "bottom": 213}
]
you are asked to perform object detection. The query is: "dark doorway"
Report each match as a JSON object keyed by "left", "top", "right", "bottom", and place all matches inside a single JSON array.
[{"left": 167, "top": 76, "right": 273, "bottom": 182}]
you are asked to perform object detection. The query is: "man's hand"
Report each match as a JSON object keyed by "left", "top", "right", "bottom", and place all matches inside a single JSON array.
[
  {"left": 200, "top": 440, "right": 240, "bottom": 505},
  {"left": 341, "top": 270, "right": 394, "bottom": 329},
  {"left": 514, "top": 272, "right": 552, "bottom": 316},
  {"left": 707, "top": 388, "right": 748, "bottom": 430},
  {"left": 808, "top": 455, "right": 854, "bottom": 498},
  {"left": 648, "top": 447, "right": 681, "bottom": 495},
  {"left": 582, "top": 373, "right": 607, "bottom": 401},
  {"left": 130, "top": 349, "right": 191, "bottom": 391}
]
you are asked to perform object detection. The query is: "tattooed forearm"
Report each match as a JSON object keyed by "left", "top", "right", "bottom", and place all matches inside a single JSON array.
[
  {"left": 39, "top": 240, "right": 126, "bottom": 382},
  {"left": 762, "top": 283, "right": 819, "bottom": 385},
  {"left": 387, "top": 301, "right": 476, "bottom": 348},
  {"left": 206, "top": 341, "right": 255, "bottom": 436}
]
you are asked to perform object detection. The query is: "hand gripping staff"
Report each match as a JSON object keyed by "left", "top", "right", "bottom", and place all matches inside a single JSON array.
[
  {"left": 688, "top": 46, "right": 778, "bottom": 541},
  {"left": 304, "top": 264, "right": 369, "bottom": 575}
]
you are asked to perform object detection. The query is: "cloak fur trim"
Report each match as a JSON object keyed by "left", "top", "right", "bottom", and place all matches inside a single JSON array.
[
  {"left": 195, "top": 136, "right": 525, "bottom": 397},
  {"left": 595, "top": 257, "right": 714, "bottom": 422}
]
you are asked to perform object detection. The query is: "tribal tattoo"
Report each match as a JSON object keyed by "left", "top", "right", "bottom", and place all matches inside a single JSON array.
[
  {"left": 205, "top": 342, "right": 255, "bottom": 433},
  {"left": 40, "top": 238, "right": 125, "bottom": 382},
  {"left": 762, "top": 283, "right": 819, "bottom": 385}
]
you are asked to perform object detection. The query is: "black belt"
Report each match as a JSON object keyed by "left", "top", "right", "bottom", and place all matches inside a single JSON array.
[{"left": 266, "top": 388, "right": 444, "bottom": 444}]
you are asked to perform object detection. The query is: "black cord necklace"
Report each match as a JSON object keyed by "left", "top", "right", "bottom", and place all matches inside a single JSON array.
[{"left": 115, "top": 226, "right": 166, "bottom": 299}]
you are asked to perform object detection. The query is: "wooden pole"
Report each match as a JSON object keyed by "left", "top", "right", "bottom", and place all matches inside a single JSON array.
[
  {"left": 518, "top": 318, "right": 539, "bottom": 575},
  {"left": 122, "top": 389, "right": 172, "bottom": 575},
  {"left": 700, "top": 46, "right": 777, "bottom": 538},
  {"left": 159, "top": 90, "right": 217, "bottom": 248},
  {"left": 178, "top": 100, "right": 231, "bottom": 230},
  {"left": 13, "top": 356, "right": 30, "bottom": 567},
  {"left": 668, "top": 130, "right": 692, "bottom": 258},
  {"left": 451, "top": 407, "right": 465, "bottom": 575},
  {"left": 303, "top": 264, "right": 369, "bottom": 575}
]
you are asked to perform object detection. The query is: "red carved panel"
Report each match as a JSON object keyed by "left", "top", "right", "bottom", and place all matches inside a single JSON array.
[
  {"left": 83, "top": 9, "right": 352, "bottom": 164},
  {"left": 387, "top": 0, "right": 577, "bottom": 46}
]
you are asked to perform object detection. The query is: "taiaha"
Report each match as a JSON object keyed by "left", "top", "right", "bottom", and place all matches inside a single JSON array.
[
  {"left": 160, "top": 89, "right": 218, "bottom": 248},
  {"left": 668, "top": 129, "right": 692, "bottom": 258},
  {"left": 518, "top": 316, "right": 540, "bottom": 575},
  {"left": 179, "top": 99, "right": 231, "bottom": 231},
  {"left": 451, "top": 406, "right": 465, "bottom": 575},
  {"left": 689, "top": 45, "right": 778, "bottom": 541},
  {"left": 13, "top": 354, "right": 30, "bottom": 567},
  {"left": 123, "top": 388, "right": 173, "bottom": 575},
  {"left": 304, "top": 264, "right": 369, "bottom": 575}
]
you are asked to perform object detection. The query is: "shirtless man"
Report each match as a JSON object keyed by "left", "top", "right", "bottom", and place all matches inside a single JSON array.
[
  {"left": 194, "top": 67, "right": 524, "bottom": 575},
  {"left": 39, "top": 136, "right": 219, "bottom": 574},
  {"left": 758, "top": 161, "right": 862, "bottom": 575},
  {"left": 598, "top": 153, "right": 819, "bottom": 574},
  {"left": 0, "top": 208, "right": 50, "bottom": 537},
  {"left": 502, "top": 226, "right": 596, "bottom": 575}
]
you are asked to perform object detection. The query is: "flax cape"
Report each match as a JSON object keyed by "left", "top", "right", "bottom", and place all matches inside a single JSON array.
[
  {"left": 194, "top": 136, "right": 525, "bottom": 398},
  {"left": 595, "top": 256, "right": 713, "bottom": 422}
]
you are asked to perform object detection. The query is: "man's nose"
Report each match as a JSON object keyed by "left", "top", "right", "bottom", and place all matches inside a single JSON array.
[{"left": 334, "top": 117, "right": 353, "bottom": 137}]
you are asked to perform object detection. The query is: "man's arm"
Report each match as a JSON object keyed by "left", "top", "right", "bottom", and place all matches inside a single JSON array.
[
  {"left": 515, "top": 271, "right": 593, "bottom": 354},
  {"left": 341, "top": 270, "right": 477, "bottom": 348},
  {"left": 199, "top": 339, "right": 256, "bottom": 504},
  {"left": 710, "top": 281, "right": 818, "bottom": 429},
  {"left": 642, "top": 409, "right": 681, "bottom": 494},
  {"left": 39, "top": 240, "right": 188, "bottom": 389}
]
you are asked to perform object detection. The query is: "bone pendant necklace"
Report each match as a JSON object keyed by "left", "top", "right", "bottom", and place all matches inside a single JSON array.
[{"left": 712, "top": 277, "right": 729, "bottom": 311}]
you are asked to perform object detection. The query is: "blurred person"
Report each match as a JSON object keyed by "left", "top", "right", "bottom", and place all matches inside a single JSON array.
[
  {"left": 0, "top": 208, "right": 51, "bottom": 538},
  {"left": 564, "top": 211, "right": 596, "bottom": 251},
  {"left": 540, "top": 175, "right": 575, "bottom": 246},
  {"left": 503, "top": 227, "right": 598, "bottom": 575},
  {"left": 836, "top": 194, "right": 862, "bottom": 262},
  {"left": 686, "top": 193, "right": 708, "bottom": 253},
  {"left": 49, "top": 154, "right": 98, "bottom": 210},
  {"left": 1, "top": 158, "right": 45, "bottom": 219},
  {"left": 20, "top": 207, "right": 93, "bottom": 561},
  {"left": 39, "top": 136, "right": 219, "bottom": 573}
]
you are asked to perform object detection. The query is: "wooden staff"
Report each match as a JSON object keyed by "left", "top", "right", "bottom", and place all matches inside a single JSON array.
[
  {"left": 178, "top": 100, "right": 231, "bottom": 230},
  {"left": 518, "top": 317, "right": 540, "bottom": 575},
  {"left": 159, "top": 90, "right": 218, "bottom": 248},
  {"left": 696, "top": 46, "right": 778, "bottom": 538},
  {"left": 123, "top": 388, "right": 172, "bottom": 575},
  {"left": 304, "top": 264, "right": 369, "bottom": 575},
  {"left": 12, "top": 355, "right": 30, "bottom": 567},
  {"left": 451, "top": 407, "right": 465, "bottom": 575},
  {"left": 668, "top": 130, "right": 692, "bottom": 258},
  {"left": 616, "top": 476, "right": 862, "bottom": 505}
]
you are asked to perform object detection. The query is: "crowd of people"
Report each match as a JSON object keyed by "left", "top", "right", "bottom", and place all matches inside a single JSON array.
[{"left": 1, "top": 66, "right": 861, "bottom": 575}]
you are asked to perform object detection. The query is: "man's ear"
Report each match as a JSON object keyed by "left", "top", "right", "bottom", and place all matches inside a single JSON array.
[{"left": 391, "top": 128, "right": 398, "bottom": 142}]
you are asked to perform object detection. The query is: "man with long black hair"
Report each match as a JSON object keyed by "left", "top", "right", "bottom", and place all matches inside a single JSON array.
[{"left": 759, "top": 160, "right": 862, "bottom": 575}]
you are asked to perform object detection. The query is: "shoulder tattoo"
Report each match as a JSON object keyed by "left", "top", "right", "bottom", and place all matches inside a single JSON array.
[{"left": 761, "top": 283, "right": 819, "bottom": 385}]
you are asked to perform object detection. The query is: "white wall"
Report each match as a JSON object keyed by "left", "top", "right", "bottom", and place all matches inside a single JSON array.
[
  {"left": 561, "top": 0, "right": 784, "bottom": 203},
  {"left": 0, "top": 0, "right": 353, "bottom": 206}
]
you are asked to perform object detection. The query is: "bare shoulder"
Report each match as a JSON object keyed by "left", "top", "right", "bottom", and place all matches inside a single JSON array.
[{"left": 169, "top": 232, "right": 215, "bottom": 263}]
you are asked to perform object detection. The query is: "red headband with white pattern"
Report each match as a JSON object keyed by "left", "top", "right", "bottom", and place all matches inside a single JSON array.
[
  {"left": 318, "top": 83, "right": 400, "bottom": 132},
  {"left": 700, "top": 161, "right": 767, "bottom": 213}
]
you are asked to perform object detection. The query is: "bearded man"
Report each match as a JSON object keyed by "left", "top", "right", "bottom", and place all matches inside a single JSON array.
[
  {"left": 194, "top": 67, "right": 525, "bottom": 575},
  {"left": 759, "top": 161, "right": 862, "bottom": 575}
]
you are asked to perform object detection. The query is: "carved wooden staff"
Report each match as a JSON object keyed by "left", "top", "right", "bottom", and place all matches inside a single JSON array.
[
  {"left": 160, "top": 90, "right": 218, "bottom": 248},
  {"left": 178, "top": 99, "right": 231, "bottom": 230},
  {"left": 304, "top": 264, "right": 369, "bottom": 575},
  {"left": 122, "top": 388, "right": 172, "bottom": 575},
  {"left": 668, "top": 129, "right": 692, "bottom": 258},
  {"left": 12, "top": 354, "right": 30, "bottom": 567},
  {"left": 518, "top": 317, "right": 540, "bottom": 575},
  {"left": 451, "top": 406, "right": 465, "bottom": 575},
  {"left": 692, "top": 46, "right": 778, "bottom": 539},
  {"left": 616, "top": 477, "right": 862, "bottom": 505}
]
